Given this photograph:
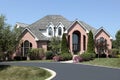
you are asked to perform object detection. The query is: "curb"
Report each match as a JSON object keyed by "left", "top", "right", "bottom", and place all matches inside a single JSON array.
[{"left": 40, "top": 67, "right": 56, "bottom": 80}]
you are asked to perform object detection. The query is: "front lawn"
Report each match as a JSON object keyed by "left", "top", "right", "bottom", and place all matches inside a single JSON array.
[
  {"left": 82, "top": 58, "right": 120, "bottom": 68},
  {"left": 0, "top": 65, "right": 51, "bottom": 80}
]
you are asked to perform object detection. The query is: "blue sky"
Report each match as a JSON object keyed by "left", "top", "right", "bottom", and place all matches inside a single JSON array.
[{"left": 0, "top": 0, "right": 120, "bottom": 39}]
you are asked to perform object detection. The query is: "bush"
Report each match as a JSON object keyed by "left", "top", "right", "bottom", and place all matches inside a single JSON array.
[
  {"left": 73, "top": 55, "right": 83, "bottom": 63},
  {"left": 60, "top": 53, "right": 72, "bottom": 61},
  {"left": 80, "top": 52, "right": 95, "bottom": 61},
  {"left": 14, "top": 56, "right": 21, "bottom": 61},
  {"left": 14, "top": 56, "right": 27, "bottom": 61},
  {"left": 87, "top": 31, "right": 95, "bottom": 53},
  {"left": 53, "top": 55, "right": 63, "bottom": 61},
  {"left": 28, "top": 48, "right": 45, "bottom": 60},
  {"left": 108, "top": 49, "right": 119, "bottom": 58},
  {"left": 61, "top": 33, "right": 69, "bottom": 53},
  {"left": 0, "top": 52, "right": 5, "bottom": 61},
  {"left": 46, "top": 51, "right": 54, "bottom": 60},
  {"left": 22, "top": 57, "right": 27, "bottom": 60}
]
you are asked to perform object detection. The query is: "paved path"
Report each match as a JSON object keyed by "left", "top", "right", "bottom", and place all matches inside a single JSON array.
[{"left": 0, "top": 62, "right": 120, "bottom": 80}]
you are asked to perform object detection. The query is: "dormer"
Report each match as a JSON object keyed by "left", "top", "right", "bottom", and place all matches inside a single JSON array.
[
  {"left": 47, "top": 22, "right": 54, "bottom": 37},
  {"left": 56, "top": 22, "right": 65, "bottom": 37}
]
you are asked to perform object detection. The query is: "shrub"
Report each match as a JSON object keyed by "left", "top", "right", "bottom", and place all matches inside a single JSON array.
[
  {"left": 80, "top": 52, "right": 95, "bottom": 61},
  {"left": 14, "top": 56, "right": 27, "bottom": 61},
  {"left": 60, "top": 53, "right": 72, "bottom": 61},
  {"left": 87, "top": 31, "right": 95, "bottom": 53},
  {"left": 14, "top": 56, "right": 21, "bottom": 61},
  {"left": 28, "top": 48, "right": 45, "bottom": 60},
  {"left": 21, "top": 57, "right": 27, "bottom": 60},
  {"left": 73, "top": 55, "right": 83, "bottom": 63},
  {"left": 0, "top": 52, "right": 5, "bottom": 61},
  {"left": 46, "top": 51, "right": 54, "bottom": 60},
  {"left": 61, "top": 33, "right": 69, "bottom": 53},
  {"left": 108, "top": 49, "right": 119, "bottom": 58},
  {"left": 53, "top": 55, "right": 62, "bottom": 61}
]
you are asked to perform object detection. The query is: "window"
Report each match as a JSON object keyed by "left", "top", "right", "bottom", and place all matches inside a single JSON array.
[
  {"left": 72, "top": 31, "right": 81, "bottom": 53},
  {"left": 83, "top": 35, "right": 86, "bottom": 50},
  {"left": 58, "top": 27, "right": 62, "bottom": 36},
  {"left": 21, "top": 40, "right": 32, "bottom": 57},
  {"left": 48, "top": 27, "right": 53, "bottom": 36}
]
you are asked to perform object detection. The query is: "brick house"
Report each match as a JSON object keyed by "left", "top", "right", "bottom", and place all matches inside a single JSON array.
[{"left": 15, "top": 15, "right": 112, "bottom": 57}]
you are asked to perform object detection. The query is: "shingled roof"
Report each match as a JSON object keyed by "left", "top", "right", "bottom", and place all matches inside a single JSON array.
[
  {"left": 21, "top": 15, "right": 100, "bottom": 40},
  {"left": 25, "top": 15, "right": 71, "bottom": 40},
  {"left": 16, "top": 22, "right": 29, "bottom": 28},
  {"left": 28, "top": 15, "right": 71, "bottom": 30},
  {"left": 79, "top": 21, "right": 97, "bottom": 34}
]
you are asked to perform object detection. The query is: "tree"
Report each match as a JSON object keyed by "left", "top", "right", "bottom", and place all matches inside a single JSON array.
[
  {"left": 95, "top": 37, "right": 108, "bottom": 58},
  {"left": 112, "top": 30, "right": 120, "bottom": 53},
  {"left": 87, "top": 30, "right": 95, "bottom": 53},
  {"left": 115, "top": 30, "right": 120, "bottom": 49},
  {"left": 49, "top": 37, "right": 61, "bottom": 54},
  {"left": 0, "top": 15, "right": 21, "bottom": 60},
  {"left": 61, "top": 33, "right": 69, "bottom": 53}
]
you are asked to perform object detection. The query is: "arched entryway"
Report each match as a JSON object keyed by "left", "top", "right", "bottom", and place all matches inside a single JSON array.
[
  {"left": 21, "top": 40, "right": 32, "bottom": 57},
  {"left": 72, "top": 31, "right": 81, "bottom": 54}
]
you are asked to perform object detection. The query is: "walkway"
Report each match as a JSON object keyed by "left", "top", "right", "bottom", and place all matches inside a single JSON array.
[{"left": 0, "top": 62, "right": 120, "bottom": 80}]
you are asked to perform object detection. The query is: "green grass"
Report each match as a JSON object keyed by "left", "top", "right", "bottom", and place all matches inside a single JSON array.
[
  {"left": 0, "top": 65, "right": 51, "bottom": 80},
  {"left": 82, "top": 58, "right": 120, "bottom": 68},
  {"left": 27, "top": 60, "right": 53, "bottom": 62},
  {"left": 13, "top": 60, "right": 53, "bottom": 62}
]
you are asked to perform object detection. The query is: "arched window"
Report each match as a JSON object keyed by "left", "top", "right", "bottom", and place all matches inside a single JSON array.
[
  {"left": 48, "top": 27, "right": 53, "bottom": 36},
  {"left": 58, "top": 27, "right": 62, "bottom": 36},
  {"left": 72, "top": 31, "right": 81, "bottom": 53},
  {"left": 21, "top": 40, "right": 32, "bottom": 57}
]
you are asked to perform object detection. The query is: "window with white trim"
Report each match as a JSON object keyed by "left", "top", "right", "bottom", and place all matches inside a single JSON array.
[
  {"left": 58, "top": 27, "right": 62, "bottom": 36},
  {"left": 48, "top": 27, "right": 53, "bottom": 36}
]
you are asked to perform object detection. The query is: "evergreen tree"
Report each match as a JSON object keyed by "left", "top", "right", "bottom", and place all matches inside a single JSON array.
[
  {"left": 87, "top": 30, "right": 95, "bottom": 53},
  {"left": 115, "top": 30, "right": 120, "bottom": 49},
  {"left": 49, "top": 37, "right": 61, "bottom": 54},
  {"left": 61, "top": 33, "right": 69, "bottom": 53}
]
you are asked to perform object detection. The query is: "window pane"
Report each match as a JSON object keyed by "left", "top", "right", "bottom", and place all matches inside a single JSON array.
[
  {"left": 58, "top": 27, "right": 62, "bottom": 36},
  {"left": 24, "top": 40, "right": 29, "bottom": 47},
  {"left": 48, "top": 27, "right": 52, "bottom": 36}
]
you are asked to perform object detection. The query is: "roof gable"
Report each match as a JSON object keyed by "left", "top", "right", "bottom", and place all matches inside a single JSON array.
[
  {"left": 21, "top": 28, "right": 39, "bottom": 41},
  {"left": 95, "top": 27, "right": 112, "bottom": 39},
  {"left": 65, "top": 20, "right": 96, "bottom": 33}
]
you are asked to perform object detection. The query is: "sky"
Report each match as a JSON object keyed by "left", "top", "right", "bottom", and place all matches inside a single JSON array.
[{"left": 0, "top": 0, "right": 120, "bottom": 39}]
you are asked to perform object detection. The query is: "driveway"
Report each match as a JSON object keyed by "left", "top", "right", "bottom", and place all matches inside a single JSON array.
[{"left": 0, "top": 62, "right": 120, "bottom": 80}]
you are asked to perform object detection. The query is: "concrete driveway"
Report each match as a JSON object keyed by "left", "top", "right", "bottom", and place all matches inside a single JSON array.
[{"left": 0, "top": 62, "right": 120, "bottom": 80}]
